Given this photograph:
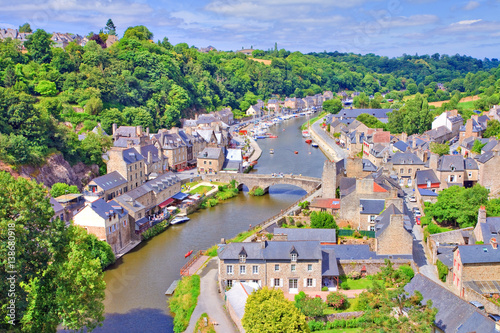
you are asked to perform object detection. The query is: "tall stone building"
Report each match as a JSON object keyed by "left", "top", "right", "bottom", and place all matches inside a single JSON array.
[{"left": 322, "top": 160, "right": 337, "bottom": 198}]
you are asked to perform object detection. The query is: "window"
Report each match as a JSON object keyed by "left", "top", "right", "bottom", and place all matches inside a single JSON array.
[
  {"left": 227, "top": 280, "right": 233, "bottom": 288},
  {"left": 204, "top": 161, "right": 207, "bottom": 165},
  {"left": 140, "top": 171, "right": 142, "bottom": 177},
  {"left": 408, "top": 168, "right": 412, "bottom": 174},
  {"left": 289, "top": 279, "right": 298, "bottom": 289},
  {"left": 227, "top": 265, "right": 233, "bottom": 275},
  {"left": 129, "top": 166, "right": 132, "bottom": 172},
  {"left": 209, "top": 161, "right": 212, "bottom": 165},
  {"left": 239, "top": 254, "right": 246, "bottom": 263},
  {"left": 135, "top": 164, "right": 137, "bottom": 170},
  {"left": 408, "top": 179, "right": 412, "bottom": 186},
  {"left": 427, "top": 180, "right": 431, "bottom": 188},
  {"left": 275, "top": 264, "right": 280, "bottom": 272},
  {"left": 291, "top": 253, "right": 297, "bottom": 262},
  {"left": 240, "top": 265, "right": 246, "bottom": 275},
  {"left": 400, "top": 168, "right": 403, "bottom": 174},
  {"left": 274, "top": 278, "right": 280, "bottom": 287},
  {"left": 370, "top": 215, "right": 376, "bottom": 222},
  {"left": 130, "top": 175, "right": 133, "bottom": 181},
  {"left": 370, "top": 226, "right": 375, "bottom": 231},
  {"left": 123, "top": 220, "right": 127, "bottom": 227},
  {"left": 109, "top": 226, "right": 112, "bottom": 233},
  {"left": 253, "top": 265, "right": 259, "bottom": 274},
  {"left": 291, "top": 264, "right": 296, "bottom": 272},
  {"left": 449, "top": 175, "right": 455, "bottom": 182},
  {"left": 307, "top": 278, "right": 313, "bottom": 287},
  {"left": 307, "top": 264, "right": 313, "bottom": 272},
  {"left": 468, "top": 172, "right": 472, "bottom": 178},
  {"left": 140, "top": 162, "right": 142, "bottom": 168}
]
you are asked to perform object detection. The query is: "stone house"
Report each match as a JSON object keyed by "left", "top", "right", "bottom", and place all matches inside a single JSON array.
[
  {"left": 197, "top": 147, "right": 225, "bottom": 174},
  {"left": 112, "top": 124, "right": 150, "bottom": 148},
  {"left": 84, "top": 170, "right": 128, "bottom": 201},
  {"left": 107, "top": 147, "right": 147, "bottom": 191},
  {"left": 73, "top": 198, "right": 131, "bottom": 255},
  {"left": 155, "top": 130, "right": 187, "bottom": 171},
  {"left": 333, "top": 109, "right": 392, "bottom": 125},
  {"left": 386, "top": 152, "right": 425, "bottom": 187},
  {"left": 430, "top": 110, "right": 463, "bottom": 143},
  {"left": 415, "top": 169, "right": 440, "bottom": 193},
  {"left": 374, "top": 203, "right": 413, "bottom": 256},
  {"left": 433, "top": 155, "right": 479, "bottom": 189},
  {"left": 309, "top": 198, "right": 341, "bottom": 215},
  {"left": 323, "top": 91, "right": 334, "bottom": 100},
  {"left": 218, "top": 241, "right": 324, "bottom": 293},
  {"left": 140, "top": 144, "right": 168, "bottom": 180},
  {"left": 459, "top": 115, "right": 489, "bottom": 143},
  {"left": 344, "top": 158, "right": 378, "bottom": 179},
  {"left": 267, "top": 99, "right": 281, "bottom": 113},
  {"left": 214, "top": 107, "right": 234, "bottom": 125},
  {"left": 405, "top": 273, "right": 498, "bottom": 333},
  {"left": 246, "top": 105, "right": 261, "bottom": 116},
  {"left": 451, "top": 240, "right": 500, "bottom": 297},
  {"left": 302, "top": 96, "right": 315, "bottom": 108},
  {"left": 474, "top": 206, "right": 500, "bottom": 244},
  {"left": 222, "top": 149, "right": 243, "bottom": 173},
  {"left": 477, "top": 147, "right": 500, "bottom": 197}
]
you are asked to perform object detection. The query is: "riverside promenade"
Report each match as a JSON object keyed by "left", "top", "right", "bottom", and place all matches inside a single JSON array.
[{"left": 309, "top": 117, "right": 347, "bottom": 162}]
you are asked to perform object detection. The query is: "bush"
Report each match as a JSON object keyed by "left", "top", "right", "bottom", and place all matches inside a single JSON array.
[
  {"left": 169, "top": 275, "right": 201, "bottom": 333},
  {"left": 321, "top": 286, "right": 329, "bottom": 291},
  {"left": 398, "top": 265, "right": 415, "bottom": 280},
  {"left": 266, "top": 233, "right": 273, "bottom": 240},
  {"left": 347, "top": 271, "right": 361, "bottom": 280},
  {"left": 296, "top": 221, "right": 303, "bottom": 228},
  {"left": 308, "top": 320, "right": 325, "bottom": 331},
  {"left": 340, "top": 282, "right": 350, "bottom": 290},
  {"left": 295, "top": 294, "right": 326, "bottom": 317},
  {"left": 353, "top": 231, "right": 362, "bottom": 238},
  {"left": 205, "top": 244, "right": 218, "bottom": 257},
  {"left": 327, "top": 292, "right": 348, "bottom": 309},
  {"left": 249, "top": 186, "right": 265, "bottom": 196},
  {"left": 436, "top": 259, "right": 449, "bottom": 282}
]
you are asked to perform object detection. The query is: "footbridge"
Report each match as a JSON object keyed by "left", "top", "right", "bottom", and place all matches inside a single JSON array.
[{"left": 202, "top": 173, "right": 322, "bottom": 193}]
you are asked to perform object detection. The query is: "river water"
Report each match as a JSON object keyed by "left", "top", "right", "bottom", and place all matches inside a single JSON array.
[{"left": 95, "top": 116, "right": 326, "bottom": 332}]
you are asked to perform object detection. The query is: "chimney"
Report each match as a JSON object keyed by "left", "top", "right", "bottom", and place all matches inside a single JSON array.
[
  {"left": 146, "top": 127, "right": 150, "bottom": 136},
  {"left": 478, "top": 206, "right": 487, "bottom": 225},
  {"left": 261, "top": 240, "right": 267, "bottom": 249},
  {"left": 170, "top": 127, "right": 179, "bottom": 134},
  {"left": 136, "top": 126, "right": 143, "bottom": 137},
  {"left": 195, "top": 114, "right": 199, "bottom": 121},
  {"left": 491, "top": 238, "right": 498, "bottom": 250},
  {"left": 112, "top": 123, "right": 117, "bottom": 136},
  {"left": 185, "top": 127, "right": 192, "bottom": 135},
  {"left": 148, "top": 150, "right": 152, "bottom": 164},
  {"left": 127, "top": 139, "right": 134, "bottom": 148},
  {"left": 429, "top": 153, "right": 439, "bottom": 170}
]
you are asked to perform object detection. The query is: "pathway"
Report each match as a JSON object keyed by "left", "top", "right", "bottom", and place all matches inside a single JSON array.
[
  {"left": 185, "top": 259, "right": 238, "bottom": 333},
  {"left": 310, "top": 118, "right": 347, "bottom": 162}
]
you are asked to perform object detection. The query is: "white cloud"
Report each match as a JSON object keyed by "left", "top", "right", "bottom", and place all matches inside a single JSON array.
[
  {"left": 389, "top": 14, "right": 439, "bottom": 27},
  {"left": 463, "top": 1, "right": 480, "bottom": 10},
  {"left": 453, "top": 19, "right": 482, "bottom": 25}
]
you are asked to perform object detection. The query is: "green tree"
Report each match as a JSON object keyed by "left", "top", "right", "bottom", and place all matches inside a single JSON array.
[
  {"left": 104, "top": 19, "right": 117, "bottom": 36},
  {"left": 323, "top": 98, "right": 343, "bottom": 114},
  {"left": 354, "top": 92, "right": 369, "bottom": 108},
  {"left": 19, "top": 22, "right": 32, "bottom": 33},
  {"left": 2, "top": 65, "right": 17, "bottom": 88},
  {"left": 310, "top": 211, "right": 338, "bottom": 230},
  {"left": 85, "top": 96, "right": 104, "bottom": 115},
  {"left": 35, "top": 80, "right": 58, "bottom": 97},
  {"left": 242, "top": 287, "right": 309, "bottom": 333},
  {"left": 24, "top": 29, "right": 53, "bottom": 63},
  {"left": 0, "top": 172, "right": 106, "bottom": 332},
  {"left": 295, "top": 294, "right": 326, "bottom": 317},
  {"left": 430, "top": 142, "right": 449, "bottom": 156},
  {"left": 356, "top": 113, "right": 386, "bottom": 129},
  {"left": 123, "top": 25, "right": 153, "bottom": 40},
  {"left": 80, "top": 130, "right": 112, "bottom": 174},
  {"left": 50, "top": 182, "right": 79, "bottom": 198},
  {"left": 123, "top": 106, "right": 154, "bottom": 130},
  {"left": 100, "top": 107, "right": 125, "bottom": 133},
  {"left": 471, "top": 139, "right": 487, "bottom": 154},
  {"left": 483, "top": 120, "right": 500, "bottom": 138}
]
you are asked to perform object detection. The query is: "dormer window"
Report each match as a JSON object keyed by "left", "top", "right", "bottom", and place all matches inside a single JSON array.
[
  {"left": 291, "top": 253, "right": 297, "bottom": 262},
  {"left": 239, "top": 254, "right": 246, "bottom": 263}
]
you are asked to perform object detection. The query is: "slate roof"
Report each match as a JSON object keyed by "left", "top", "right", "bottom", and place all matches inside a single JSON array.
[
  {"left": 457, "top": 244, "right": 500, "bottom": 264},
  {"left": 91, "top": 171, "right": 128, "bottom": 190},
  {"left": 321, "top": 244, "right": 412, "bottom": 260},
  {"left": 339, "top": 177, "right": 356, "bottom": 197},
  {"left": 480, "top": 217, "right": 500, "bottom": 244},
  {"left": 197, "top": 114, "right": 217, "bottom": 125},
  {"left": 415, "top": 169, "right": 440, "bottom": 186},
  {"left": 404, "top": 273, "right": 497, "bottom": 333},
  {"left": 219, "top": 241, "right": 322, "bottom": 261},
  {"left": 50, "top": 197, "right": 64, "bottom": 213},
  {"left": 273, "top": 228, "right": 337, "bottom": 243},
  {"left": 85, "top": 198, "right": 120, "bottom": 220},
  {"left": 114, "top": 137, "right": 141, "bottom": 148},
  {"left": 390, "top": 152, "right": 424, "bottom": 165},
  {"left": 321, "top": 249, "right": 340, "bottom": 276},
  {"left": 140, "top": 145, "right": 161, "bottom": 164},
  {"left": 482, "top": 140, "right": 498, "bottom": 153},
  {"left": 374, "top": 204, "right": 403, "bottom": 238},
  {"left": 333, "top": 109, "right": 393, "bottom": 123},
  {"left": 310, "top": 198, "right": 341, "bottom": 210},
  {"left": 438, "top": 155, "right": 465, "bottom": 172},
  {"left": 393, "top": 140, "right": 409, "bottom": 152},
  {"left": 418, "top": 188, "right": 438, "bottom": 197},
  {"left": 198, "top": 147, "right": 222, "bottom": 159},
  {"left": 464, "top": 158, "right": 478, "bottom": 170},
  {"left": 122, "top": 147, "right": 145, "bottom": 164},
  {"left": 436, "top": 246, "right": 456, "bottom": 268},
  {"left": 359, "top": 199, "right": 385, "bottom": 215},
  {"left": 115, "top": 126, "right": 137, "bottom": 137},
  {"left": 477, "top": 152, "right": 495, "bottom": 164}
]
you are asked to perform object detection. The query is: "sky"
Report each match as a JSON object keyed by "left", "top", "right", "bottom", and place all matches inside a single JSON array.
[{"left": 1, "top": 0, "right": 500, "bottom": 59}]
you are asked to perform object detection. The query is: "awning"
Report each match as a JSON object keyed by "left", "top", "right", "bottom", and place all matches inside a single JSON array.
[
  {"left": 173, "top": 192, "right": 189, "bottom": 200},
  {"left": 158, "top": 198, "right": 174, "bottom": 208}
]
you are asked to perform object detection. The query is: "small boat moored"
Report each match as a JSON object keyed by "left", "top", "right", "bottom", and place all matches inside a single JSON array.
[
  {"left": 311, "top": 142, "right": 319, "bottom": 148},
  {"left": 294, "top": 151, "right": 299, "bottom": 154},
  {"left": 171, "top": 215, "right": 190, "bottom": 225},
  {"left": 270, "top": 149, "right": 274, "bottom": 154},
  {"left": 184, "top": 250, "right": 193, "bottom": 258},
  {"left": 305, "top": 139, "right": 312, "bottom": 144}
]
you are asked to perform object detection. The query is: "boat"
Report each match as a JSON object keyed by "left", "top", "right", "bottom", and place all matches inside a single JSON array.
[
  {"left": 268, "top": 135, "right": 278, "bottom": 138},
  {"left": 311, "top": 142, "right": 319, "bottom": 148},
  {"left": 171, "top": 215, "right": 190, "bottom": 225},
  {"left": 294, "top": 151, "right": 298, "bottom": 154},
  {"left": 305, "top": 139, "right": 312, "bottom": 144},
  {"left": 302, "top": 130, "right": 311, "bottom": 138},
  {"left": 270, "top": 149, "right": 274, "bottom": 154},
  {"left": 251, "top": 160, "right": 258, "bottom": 166},
  {"left": 184, "top": 250, "right": 193, "bottom": 258}
]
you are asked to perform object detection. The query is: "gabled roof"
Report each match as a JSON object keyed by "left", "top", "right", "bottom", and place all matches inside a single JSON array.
[
  {"left": 310, "top": 198, "right": 341, "bottom": 210},
  {"left": 374, "top": 204, "right": 402, "bottom": 237},
  {"left": 456, "top": 244, "right": 500, "bottom": 264},
  {"left": 50, "top": 197, "right": 64, "bottom": 213},
  {"left": 333, "top": 109, "right": 393, "bottom": 121},
  {"left": 226, "top": 149, "right": 243, "bottom": 161},
  {"left": 393, "top": 140, "right": 409, "bottom": 152},
  {"left": 219, "top": 241, "right": 322, "bottom": 260},
  {"left": 321, "top": 249, "right": 339, "bottom": 276},
  {"left": 322, "top": 244, "right": 412, "bottom": 260},
  {"left": 477, "top": 151, "right": 495, "bottom": 164},
  {"left": 339, "top": 177, "right": 356, "bottom": 197},
  {"left": 404, "top": 273, "right": 496, "bottom": 333},
  {"left": 418, "top": 188, "right": 438, "bottom": 197},
  {"left": 198, "top": 147, "right": 222, "bottom": 159},
  {"left": 140, "top": 145, "right": 161, "bottom": 164},
  {"left": 464, "top": 158, "right": 478, "bottom": 170},
  {"left": 481, "top": 140, "right": 498, "bottom": 153},
  {"left": 91, "top": 171, "right": 128, "bottom": 190},
  {"left": 390, "top": 152, "right": 424, "bottom": 165},
  {"left": 437, "top": 155, "right": 465, "bottom": 172},
  {"left": 415, "top": 169, "right": 440, "bottom": 186},
  {"left": 359, "top": 199, "right": 385, "bottom": 215},
  {"left": 84, "top": 198, "right": 120, "bottom": 220},
  {"left": 122, "top": 147, "right": 145, "bottom": 164}
]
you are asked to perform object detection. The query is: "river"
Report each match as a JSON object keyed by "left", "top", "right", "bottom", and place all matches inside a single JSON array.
[{"left": 95, "top": 115, "right": 326, "bottom": 332}]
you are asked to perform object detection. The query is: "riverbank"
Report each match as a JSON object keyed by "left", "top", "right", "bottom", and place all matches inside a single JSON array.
[{"left": 309, "top": 116, "right": 347, "bottom": 162}]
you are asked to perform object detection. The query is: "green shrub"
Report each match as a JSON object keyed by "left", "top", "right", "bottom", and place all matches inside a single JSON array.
[
  {"left": 398, "top": 265, "right": 415, "bottom": 280},
  {"left": 266, "top": 233, "right": 273, "bottom": 240},
  {"left": 347, "top": 271, "right": 361, "bottom": 280},
  {"left": 421, "top": 215, "right": 432, "bottom": 226},
  {"left": 308, "top": 320, "right": 325, "bottom": 331},
  {"left": 249, "top": 186, "right": 265, "bottom": 196},
  {"left": 353, "top": 230, "right": 362, "bottom": 238},
  {"left": 321, "top": 286, "right": 328, "bottom": 291},
  {"left": 142, "top": 220, "right": 169, "bottom": 240},
  {"left": 436, "top": 259, "right": 449, "bottom": 282},
  {"left": 326, "top": 292, "right": 348, "bottom": 309},
  {"left": 206, "top": 244, "right": 218, "bottom": 257},
  {"left": 169, "top": 275, "right": 201, "bottom": 333},
  {"left": 340, "top": 282, "right": 350, "bottom": 290}
]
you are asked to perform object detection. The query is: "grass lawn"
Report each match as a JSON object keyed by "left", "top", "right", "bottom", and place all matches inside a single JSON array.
[
  {"left": 301, "top": 111, "right": 327, "bottom": 130},
  {"left": 317, "top": 328, "right": 361, "bottom": 333},
  {"left": 227, "top": 228, "right": 262, "bottom": 243},
  {"left": 457, "top": 100, "right": 476, "bottom": 110},
  {"left": 211, "top": 181, "right": 229, "bottom": 186},
  {"left": 181, "top": 181, "right": 199, "bottom": 190},
  {"left": 323, "top": 297, "right": 359, "bottom": 315},
  {"left": 189, "top": 185, "right": 212, "bottom": 195},
  {"left": 342, "top": 277, "right": 384, "bottom": 290}
]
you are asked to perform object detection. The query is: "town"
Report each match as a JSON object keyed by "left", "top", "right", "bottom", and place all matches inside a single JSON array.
[{"left": 2, "top": 16, "right": 500, "bottom": 333}]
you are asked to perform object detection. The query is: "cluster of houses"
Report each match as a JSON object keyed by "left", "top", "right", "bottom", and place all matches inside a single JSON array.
[
  {"left": 0, "top": 28, "right": 119, "bottom": 48},
  {"left": 245, "top": 91, "right": 334, "bottom": 116}
]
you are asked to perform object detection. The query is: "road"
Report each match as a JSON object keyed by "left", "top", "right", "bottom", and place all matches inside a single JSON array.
[
  {"left": 310, "top": 117, "right": 347, "bottom": 161},
  {"left": 185, "top": 259, "right": 238, "bottom": 333}
]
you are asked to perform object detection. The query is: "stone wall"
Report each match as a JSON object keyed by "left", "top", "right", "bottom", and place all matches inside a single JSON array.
[
  {"left": 322, "top": 160, "right": 337, "bottom": 198},
  {"left": 225, "top": 297, "right": 245, "bottom": 333},
  {"left": 478, "top": 154, "right": 500, "bottom": 197},
  {"left": 338, "top": 259, "right": 415, "bottom": 276},
  {"left": 377, "top": 215, "right": 413, "bottom": 256},
  {"left": 463, "top": 285, "right": 500, "bottom": 315},
  {"left": 427, "top": 228, "right": 472, "bottom": 264},
  {"left": 463, "top": 262, "right": 500, "bottom": 285}
]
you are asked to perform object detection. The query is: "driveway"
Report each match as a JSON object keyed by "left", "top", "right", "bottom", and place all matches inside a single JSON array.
[{"left": 185, "top": 259, "right": 238, "bottom": 333}]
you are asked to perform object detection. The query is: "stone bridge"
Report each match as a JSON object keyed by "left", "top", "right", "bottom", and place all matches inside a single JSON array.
[{"left": 202, "top": 173, "right": 322, "bottom": 193}]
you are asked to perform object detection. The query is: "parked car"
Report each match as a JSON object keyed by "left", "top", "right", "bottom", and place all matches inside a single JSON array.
[
  {"left": 416, "top": 216, "right": 421, "bottom": 225},
  {"left": 469, "top": 301, "right": 485, "bottom": 310},
  {"left": 488, "top": 314, "right": 500, "bottom": 322},
  {"left": 409, "top": 196, "right": 417, "bottom": 202}
]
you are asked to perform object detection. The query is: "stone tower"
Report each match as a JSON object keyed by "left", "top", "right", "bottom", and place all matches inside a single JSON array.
[{"left": 322, "top": 160, "right": 337, "bottom": 198}]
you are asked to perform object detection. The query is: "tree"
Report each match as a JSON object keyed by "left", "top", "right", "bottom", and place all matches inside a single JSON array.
[
  {"left": 0, "top": 172, "right": 106, "bottom": 332},
  {"left": 2, "top": 65, "right": 17, "bottom": 88},
  {"left": 80, "top": 131, "right": 112, "bottom": 174},
  {"left": 50, "top": 182, "right": 79, "bottom": 198},
  {"left": 123, "top": 25, "right": 153, "bottom": 41},
  {"left": 35, "top": 80, "right": 58, "bottom": 96},
  {"left": 327, "top": 292, "right": 348, "bottom": 309},
  {"left": 294, "top": 293, "right": 326, "bottom": 317},
  {"left": 483, "top": 120, "right": 500, "bottom": 138},
  {"left": 310, "top": 211, "right": 338, "bottom": 230},
  {"left": 471, "top": 139, "right": 487, "bottom": 154},
  {"left": 85, "top": 96, "right": 103, "bottom": 115},
  {"left": 104, "top": 19, "right": 117, "bottom": 35},
  {"left": 100, "top": 108, "right": 125, "bottom": 133},
  {"left": 430, "top": 142, "right": 449, "bottom": 156},
  {"left": 353, "top": 92, "right": 369, "bottom": 108},
  {"left": 24, "top": 29, "right": 53, "bottom": 63},
  {"left": 19, "top": 22, "right": 32, "bottom": 33},
  {"left": 323, "top": 98, "right": 343, "bottom": 114},
  {"left": 242, "top": 287, "right": 309, "bottom": 333},
  {"left": 356, "top": 114, "right": 386, "bottom": 129}
]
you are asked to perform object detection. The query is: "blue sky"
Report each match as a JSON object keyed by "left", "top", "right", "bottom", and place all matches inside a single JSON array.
[{"left": 1, "top": 0, "right": 500, "bottom": 58}]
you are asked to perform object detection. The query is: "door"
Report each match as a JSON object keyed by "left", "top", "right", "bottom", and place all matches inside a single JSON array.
[{"left": 289, "top": 278, "right": 298, "bottom": 294}]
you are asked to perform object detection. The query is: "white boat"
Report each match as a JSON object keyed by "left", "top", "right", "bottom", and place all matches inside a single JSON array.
[
  {"left": 171, "top": 215, "right": 190, "bottom": 225},
  {"left": 302, "top": 130, "right": 311, "bottom": 138},
  {"left": 311, "top": 142, "right": 319, "bottom": 148},
  {"left": 270, "top": 149, "right": 274, "bottom": 154}
]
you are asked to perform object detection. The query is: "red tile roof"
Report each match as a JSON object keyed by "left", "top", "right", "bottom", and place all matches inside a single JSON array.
[{"left": 311, "top": 198, "right": 340, "bottom": 209}]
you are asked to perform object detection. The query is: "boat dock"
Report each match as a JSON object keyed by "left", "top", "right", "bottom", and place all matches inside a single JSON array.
[
  {"left": 165, "top": 279, "right": 180, "bottom": 295},
  {"left": 180, "top": 251, "right": 209, "bottom": 276}
]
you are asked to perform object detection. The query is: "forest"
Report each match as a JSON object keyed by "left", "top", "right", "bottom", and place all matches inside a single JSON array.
[{"left": 1, "top": 23, "right": 500, "bottom": 170}]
